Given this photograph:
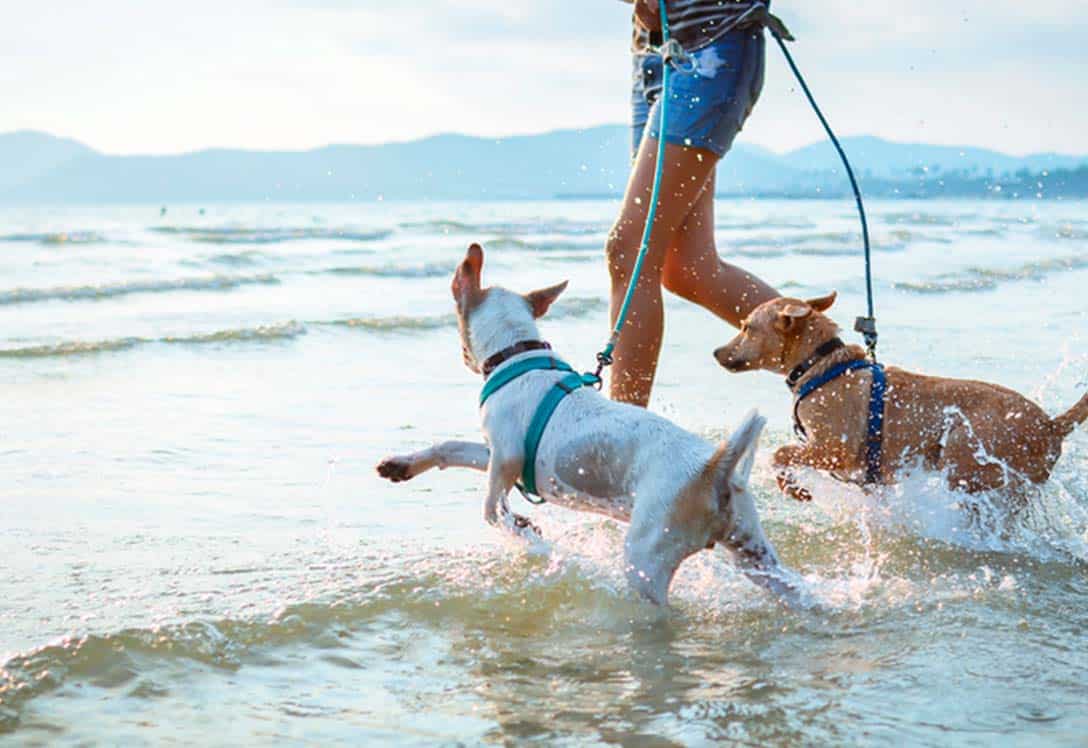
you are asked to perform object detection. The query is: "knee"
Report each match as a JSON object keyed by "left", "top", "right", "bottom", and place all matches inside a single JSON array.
[
  {"left": 605, "top": 228, "right": 635, "bottom": 287},
  {"left": 607, "top": 228, "right": 669, "bottom": 295}
]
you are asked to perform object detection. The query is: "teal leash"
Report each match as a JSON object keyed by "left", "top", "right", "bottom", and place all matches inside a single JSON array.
[
  {"left": 593, "top": 0, "right": 880, "bottom": 378},
  {"left": 485, "top": 1, "right": 883, "bottom": 500},
  {"left": 478, "top": 1, "right": 677, "bottom": 501},
  {"left": 593, "top": 0, "right": 675, "bottom": 381},
  {"left": 769, "top": 31, "right": 878, "bottom": 359}
]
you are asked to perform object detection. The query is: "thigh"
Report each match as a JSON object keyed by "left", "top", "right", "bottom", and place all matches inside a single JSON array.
[
  {"left": 611, "top": 136, "right": 719, "bottom": 276},
  {"left": 667, "top": 172, "right": 717, "bottom": 270}
]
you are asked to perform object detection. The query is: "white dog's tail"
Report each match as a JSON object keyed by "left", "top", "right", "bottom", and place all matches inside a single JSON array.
[{"left": 707, "top": 409, "right": 766, "bottom": 510}]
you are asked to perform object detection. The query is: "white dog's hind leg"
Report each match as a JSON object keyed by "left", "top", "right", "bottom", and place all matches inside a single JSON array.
[
  {"left": 623, "top": 507, "right": 693, "bottom": 605},
  {"left": 720, "top": 489, "right": 807, "bottom": 606},
  {"left": 376, "top": 441, "right": 490, "bottom": 482}
]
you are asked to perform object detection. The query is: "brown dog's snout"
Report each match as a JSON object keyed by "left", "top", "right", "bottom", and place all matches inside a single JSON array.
[{"left": 714, "top": 345, "right": 749, "bottom": 371}]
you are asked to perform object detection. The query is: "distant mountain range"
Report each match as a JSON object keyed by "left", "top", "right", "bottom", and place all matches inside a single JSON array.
[{"left": 2, "top": 127, "right": 1086, "bottom": 202}]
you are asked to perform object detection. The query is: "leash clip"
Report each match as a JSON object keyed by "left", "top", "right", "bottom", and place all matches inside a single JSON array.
[
  {"left": 591, "top": 350, "right": 612, "bottom": 390},
  {"left": 854, "top": 316, "right": 879, "bottom": 361},
  {"left": 658, "top": 39, "right": 696, "bottom": 74}
]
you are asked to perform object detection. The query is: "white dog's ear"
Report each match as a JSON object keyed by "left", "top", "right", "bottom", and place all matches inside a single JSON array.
[
  {"left": 524, "top": 280, "right": 568, "bottom": 318},
  {"left": 806, "top": 291, "right": 837, "bottom": 312},
  {"left": 452, "top": 243, "right": 484, "bottom": 302}
]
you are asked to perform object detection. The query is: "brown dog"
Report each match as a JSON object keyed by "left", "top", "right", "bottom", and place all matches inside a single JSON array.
[{"left": 713, "top": 292, "right": 1088, "bottom": 500}]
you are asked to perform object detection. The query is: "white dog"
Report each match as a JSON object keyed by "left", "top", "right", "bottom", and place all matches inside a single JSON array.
[{"left": 377, "top": 244, "right": 800, "bottom": 606}]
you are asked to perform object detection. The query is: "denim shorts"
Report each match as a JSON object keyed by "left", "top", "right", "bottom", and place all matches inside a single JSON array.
[{"left": 631, "top": 30, "right": 766, "bottom": 159}]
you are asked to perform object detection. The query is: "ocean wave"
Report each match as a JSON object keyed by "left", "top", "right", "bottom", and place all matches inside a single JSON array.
[
  {"left": 0, "top": 274, "right": 279, "bottom": 306},
  {"left": 894, "top": 254, "right": 1088, "bottom": 295},
  {"left": 179, "top": 250, "right": 271, "bottom": 269},
  {"left": 729, "top": 247, "right": 792, "bottom": 259},
  {"left": 319, "top": 262, "right": 455, "bottom": 279},
  {"left": 399, "top": 218, "right": 608, "bottom": 237},
  {"left": 0, "top": 296, "right": 607, "bottom": 357},
  {"left": 483, "top": 236, "right": 601, "bottom": 252},
  {"left": 0, "top": 231, "right": 109, "bottom": 245},
  {"left": 1040, "top": 224, "right": 1088, "bottom": 242},
  {"left": 0, "top": 613, "right": 326, "bottom": 733},
  {"left": 716, "top": 218, "right": 817, "bottom": 231},
  {"left": 0, "top": 338, "right": 145, "bottom": 358},
  {"left": 325, "top": 296, "right": 608, "bottom": 334},
  {"left": 726, "top": 230, "right": 920, "bottom": 259},
  {"left": 0, "top": 549, "right": 630, "bottom": 735},
  {"left": 150, "top": 226, "right": 392, "bottom": 244},
  {"left": 881, "top": 212, "right": 972, "bottom": 227},
  {"left": 324, "top": 314, "right": 457, "bottom": 332},
  {"left": 161, "top": 321, "right": 306, "bottom": 345},
  {"left": 0, "top": 322, "right": 305, "bottom": 359},
  {"left": 961, "top": 227, "right": 1007, "bottom": 238},
  {"left": 4, "top": 502, "right": 1084, "bottom": 738},
  {"left": 893, "top": 277, "right": 998, "bottom": 294}
]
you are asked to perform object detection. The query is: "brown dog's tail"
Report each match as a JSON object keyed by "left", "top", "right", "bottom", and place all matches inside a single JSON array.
[{"left": 1053, "top": 390, "right": 1088, "bottom": 438}]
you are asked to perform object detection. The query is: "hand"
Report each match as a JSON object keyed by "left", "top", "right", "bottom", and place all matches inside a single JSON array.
[{"left": 634, "top": 0, "right": 662, "bottom": 31}]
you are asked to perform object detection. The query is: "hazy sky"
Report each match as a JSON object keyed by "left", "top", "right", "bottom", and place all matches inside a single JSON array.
[{"left": 3, "top": 1, "right": 1085, "bottom": 155}]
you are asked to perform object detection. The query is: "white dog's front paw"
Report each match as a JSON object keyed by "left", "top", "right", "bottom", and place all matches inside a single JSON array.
[
  {"left": 498, "top": 511, "right": 543, "bottom": 541},
  {"left": 376, "top": 455, "right": 417, "bottom": 482}
]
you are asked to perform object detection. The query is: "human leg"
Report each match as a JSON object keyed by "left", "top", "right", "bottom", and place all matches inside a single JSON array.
[
  {"left": 606, "top": 137, "right": 719, "bottom": 406},
  {"left": 661, "top": 172, "right": 779, "bottom": 327}
]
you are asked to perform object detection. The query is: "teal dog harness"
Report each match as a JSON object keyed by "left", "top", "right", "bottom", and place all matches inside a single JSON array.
[{"left": 478, "top": 341, "right": 600, "bottom": 500}]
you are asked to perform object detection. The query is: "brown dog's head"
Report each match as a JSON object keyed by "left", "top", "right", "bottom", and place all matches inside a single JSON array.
[
  {"left": 451, "top": 243, "right": 567, "bottom": 373},
  {"left": 713, "top": 292, "right": 839, "bottom": 374}
]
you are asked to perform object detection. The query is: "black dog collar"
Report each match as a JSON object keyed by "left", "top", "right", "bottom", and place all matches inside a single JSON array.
[
  {"left": 785, "top": 337, "right": 845, "bottom": 391},
  {"left": 481, "top": 340, "right": 552, "bottom": 378}
]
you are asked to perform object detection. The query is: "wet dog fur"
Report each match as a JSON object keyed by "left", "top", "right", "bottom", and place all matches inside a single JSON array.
[
  {"left": 713, "top": 292, "right": 1088, "bottom": 500},
  {"left": 377, "top": 244, "right": 804, "bottom": 606}
]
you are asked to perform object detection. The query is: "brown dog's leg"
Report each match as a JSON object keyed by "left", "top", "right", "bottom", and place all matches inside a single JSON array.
[
  {"left": 773, "top": 444, "right": 848, "bottom": 501},
  {"left": 940, "top": 425, "right": 1012, "bottom": 494}
]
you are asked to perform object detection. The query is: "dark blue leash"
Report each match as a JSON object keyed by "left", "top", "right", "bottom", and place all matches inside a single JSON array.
[
  {"left": 769, "top": 27, "right": 879, "bottom": 359},
  {"left": 793, "top": 360, "right": 886, "bottom": 484},
  {"left": 479, "top": 354, "right": 600, "bottom": 500}
]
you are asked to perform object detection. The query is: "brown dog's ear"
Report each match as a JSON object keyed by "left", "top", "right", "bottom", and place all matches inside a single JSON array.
[
  {"left": 524, "top": 280, "right": 568, "bottom": 318},
  {"left": 774, "top": 303, "right": 811, "bottom": 332},
  {"left": 452, "top": 243, "right": 484, "bottom": 301},
  {"left": 806, "top": 291, "right": 837, "bottom": 312}
]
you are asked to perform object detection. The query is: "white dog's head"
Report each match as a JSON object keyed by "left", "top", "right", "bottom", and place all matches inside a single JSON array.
[{"left": 451, "top": 243, "right": 567, "bottom": 373}]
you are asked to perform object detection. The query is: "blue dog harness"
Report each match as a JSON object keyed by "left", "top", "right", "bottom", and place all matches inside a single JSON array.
[
  {"left": 478, "top": 341, "right": 600, "bottom": 500},
  {"left": 789, "top": 339, "right": 887, "bottom": 485}
]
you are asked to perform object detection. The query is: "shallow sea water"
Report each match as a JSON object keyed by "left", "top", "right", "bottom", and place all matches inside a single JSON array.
[{"left": 2, "top": 199, "right": 1086, "bottom": 745}]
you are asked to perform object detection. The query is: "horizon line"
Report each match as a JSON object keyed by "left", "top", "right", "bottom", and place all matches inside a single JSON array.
[{"left": 4, "top": 126, "right": 1085, "bottom": 162}]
